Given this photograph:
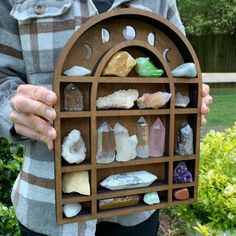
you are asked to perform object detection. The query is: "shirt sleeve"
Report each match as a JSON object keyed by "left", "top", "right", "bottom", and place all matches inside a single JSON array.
[
  {"left": 167, "top": 0, "right": 186, "bottom": 35},
  {"left": 0, "top": 0, "right": 28, "bottom": 142}
]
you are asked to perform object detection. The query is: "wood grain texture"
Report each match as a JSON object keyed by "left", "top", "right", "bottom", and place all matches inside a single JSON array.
[{"left": 53, "top": 8, "right": 201, "bottom": 224}]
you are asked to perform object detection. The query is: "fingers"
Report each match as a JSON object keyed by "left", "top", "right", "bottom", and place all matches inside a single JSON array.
[
  {"left": 203, "top": 95, "right": 213, "bottom": 106},
  {"left": 202, "top": 84, "right": 210, "bottom": 97},
  {"left": 201, "top": 115, "right": 207, "bottom": 126},
  {"left": 17, "top": 84, "right": 57, "bottom": 106},
  {"left": 10, "top": 96, "right": 56, "bottom": 121}
]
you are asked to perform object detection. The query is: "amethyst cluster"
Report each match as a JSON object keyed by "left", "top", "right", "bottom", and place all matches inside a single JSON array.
[{"left": 173, "top": 162, "right": 193, "bottom": 184}]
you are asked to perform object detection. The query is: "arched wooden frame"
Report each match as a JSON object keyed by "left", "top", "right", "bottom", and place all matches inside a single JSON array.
[{"left": 53, "top": 8, "right": 202, "bottom": 224}]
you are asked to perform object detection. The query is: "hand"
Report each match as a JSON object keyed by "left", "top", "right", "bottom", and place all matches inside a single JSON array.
[
  {"left": 201, "top": 83, "right": 213, "bottom": 126},
  {"left": 9, "top": 85, "right": 57, "bottom": 151}
]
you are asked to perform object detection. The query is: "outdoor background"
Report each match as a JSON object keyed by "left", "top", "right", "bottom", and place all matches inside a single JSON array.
[{"left": 0, "top": 0, "right": 236, "bottom": 235}]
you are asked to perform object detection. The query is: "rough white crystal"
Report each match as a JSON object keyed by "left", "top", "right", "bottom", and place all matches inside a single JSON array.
[
  {"left": 96, "top": 89, "right": 139, "bottom": 109},
  {"left": 172, "top": 63, "right": 197, "bottom": 78},
  {"left": 61, "top": 129, "right": 86, "bottom": 164},
  {"left": 100, "top": 170, "right": 157, "bottom": 190},
  {"left": 175, "top": 92, "right": 190, "bottom": 107},
  {"left": 114, "top": 123, "right": 138, "bottom": 162},
  {"left": 63, "top": 203, "right": 82, "bottom": 218},
  {"left": 143, "top": 192, "right": 160, "bottom": 205},
  {"left": 64, "top": 66, "right": 91, "bottom": 76},
  {"left": 62, "top": 171, "right": 90, "bottom": 195}
]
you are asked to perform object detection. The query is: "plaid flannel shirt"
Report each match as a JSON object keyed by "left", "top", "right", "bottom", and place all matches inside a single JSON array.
[{"left": 0, "top": 0, "right": 185, "bottom": 235}]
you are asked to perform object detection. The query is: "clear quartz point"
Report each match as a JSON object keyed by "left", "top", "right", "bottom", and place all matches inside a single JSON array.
[
  {"left": 149, "top": 118, "right": 165, "bottom": 157},
  {"left": 136, "top": 117, "right": 149, "bottom": 158},
  {"left": 96, "top": 122, "right": 116, "bottom": 164},
  {"left": 64, "top": 83, "right": 84, "bottom": 111}
]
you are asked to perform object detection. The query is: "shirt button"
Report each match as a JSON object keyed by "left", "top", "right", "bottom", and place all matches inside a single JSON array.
[{"left": 33, "top": 4, "right": 45, "bottom": 15}]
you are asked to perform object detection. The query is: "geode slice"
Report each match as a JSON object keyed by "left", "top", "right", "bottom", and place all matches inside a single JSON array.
[
  {"left": 100, "top": 170, "right": 157, "bottom": 190},
  {"left": 96, "top": 89, "right": 139, "bottom": 109},
  {"left": 61, "top": 129, "right": 86, "bottom": 164},
  {"left": 175, "top": 123, "right": 194, "bottom": 156},
  {"left": 102, "top": 51, "right": 137, "bottom": 77},
  {"left": 173, "top": 162, "right": 193, "bottom": 184},
  {"left": 137, "top": 92, "right": 171, "bottom": 109}
]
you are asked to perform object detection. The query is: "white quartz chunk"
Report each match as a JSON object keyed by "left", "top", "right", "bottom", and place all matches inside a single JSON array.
[
  {"left": 64, "top": 66, "right": 91, "bottom": 76},
  {"left": 175, "top": 92, "right": 190, "bottom": 107},
  {"left": 114, "top": 123, "right": 138, "bottom": 162},
  {"left": 62, "top": 171, "right": 90, "bottom": 195},
  {"left": 100, "top": 170, "right": 157, "bottom": 190},
  {"left": 172, "top": 63, "right": 197, "bottom": 78},
  {"left": 96, "top": 89, "right": 139, "bottom": 109},
  {"left": 61, "top": 129, "right": 86, "bottom": 164},
  {"left": 63, "top": 203, "right": 82, "bottom": 218},
  {"left": 143, "top": 192, "right": 160, "bottom": 205}
]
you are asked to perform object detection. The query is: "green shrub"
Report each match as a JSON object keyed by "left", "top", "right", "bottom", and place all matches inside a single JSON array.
[
  {"left": 173, "top": 123, "right": 236, "bottom": 235},
  {"left": 0, "top": 137, "right": 22, "bottom": 235}
]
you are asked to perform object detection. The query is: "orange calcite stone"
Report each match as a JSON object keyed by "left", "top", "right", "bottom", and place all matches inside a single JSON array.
[
  {"left": 102, "top": 51, "right": 137, "bottom": 77},
  {"left": 174, "top": 188, "right": 190, "bottom": 200},
  {"left": 99, "top": 195, "right": 140, "bottom": 210}
]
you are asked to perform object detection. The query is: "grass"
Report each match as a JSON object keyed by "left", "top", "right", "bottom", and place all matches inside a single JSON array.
[{"left": 205, "top": 87, "right": 236, "bottom": 127}]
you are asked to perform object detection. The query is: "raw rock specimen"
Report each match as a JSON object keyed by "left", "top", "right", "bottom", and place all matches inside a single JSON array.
[
  {"left": 100, "top": 170, "right": 157, "bottom": 190},
  {"left": 63, "top": 66, "right": 91, "bottom": 76},
  {"left": 98, "top": 195, "right": 140, "bottom": 210},
  {"left": 135, "top": 57, "right": 164, "bottom": 77},
  {"left": 96, "top": 89, "right": 139, "bottom": 110},
  {"left": 61, "top": 129, "right": 86, "bottom": 164},
  {"left": 175, "top": 123, "right": 194, "bottom": 156},
  {"left": 143, "top": 192, "right": 160, "bottom": 205},
  {"left": 136, "top": 117, "right": 149, "bottom": 158},
  {"left": 173, "top": 162, "right": 193, "bottom": 184},
  {"left": 149, "top": 118, "right": 165, "bottom": 157},
  {"left": 62, "top": 171, "right": 90, "bottom": 195},
  {"left": 63, "top": 203, "right": 82, "bottom": 218},
  {"left": 137, "top": 92, "right": 171, "bottom": 109},
  {"left": 102, "top": 51, "right": 137, "bottom": 77},
  {"left": 64, "top": 83, "right": 84, "bottom": 111},
  {"left": 114, "top": 123, "right": 138, "bottom": 162},
  {"left": 172, "top": 63, "right": 197, "bottom": 78},
  {"left": 175, "top": 92, "right": 190, "bottom": 108},
  {"left": 97, "top": 122, "right": 116, "bottom": 164},
  {"left": 174, "top": 188, "right": 190, "bottom": 200}
]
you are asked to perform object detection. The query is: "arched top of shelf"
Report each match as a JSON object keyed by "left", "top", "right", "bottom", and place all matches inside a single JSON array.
[{"left": 54, "top": 8, "right": 201, "bottom": 79}]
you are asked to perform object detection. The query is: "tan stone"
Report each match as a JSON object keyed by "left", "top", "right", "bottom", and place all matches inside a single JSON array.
[
  {"left": 102, "top": 51, "right": 137, "bottom": 77},
  {"left": 62, "top": 171, "right": 90, "bottom": 195}
]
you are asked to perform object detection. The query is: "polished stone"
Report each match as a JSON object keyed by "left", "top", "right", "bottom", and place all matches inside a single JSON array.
[
  {"left": 174, "top": 188, "right": 190, "bottom": 200},
  {"left": 136, "top": 117, "right": 149, "bottom": 158},
  {"left": 114, "top": 123, "right": 138, "bottom": 162},
  {"left": 137, "top": 92, "right": 171, "bottom": 109},
  {"left": 143, "top": 192, "right": 160, "bottom": 205},
  {"left": 102, "top": 51, "right": 137, "bottom": 77},
  {"left": 175, "top": 123, "right": 194, "bottom": 156},
  {"left": 64, "top": 83, "right": 84, "bottom": 111},
  {"left": 173, "top": 162, "right": 193, "bottom": 184},
  {"left": 62, "top": 171, "right": 90, "bottom": 195},
  {"left": 63, "top": 203, "right": 82, "bottom": 218},
  {"left": 172, "top": 63, "right": 197, "bottom": 78},
  {"left": 61, "top": 129, "right": 86, "bottom": 164},
  {"left": 97, "top": 122, "right": 116, "bottom": 164},
  {"left": 149, "top": 118, "right": 165, "bottom": 157},
  {"left": 63, "top": 66, "right": 91, "bottom": 76},
  {"left": 135, "top": 57, "right": 164, "bottom": 77},
  {"left": 175, "top": 92, "right": 190, "bottom": 108},
  {"left": 96, "top": 89, "right": 139, "bottom": 109},
  {"left": 100, "top": 170, "right": 157, "bottom": 190}
]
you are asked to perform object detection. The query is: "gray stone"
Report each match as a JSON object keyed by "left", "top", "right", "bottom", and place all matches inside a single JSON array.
[
  {"left": 63, "top": 203, "right": 82, "bottom": 218},
  {"left": 64, "top": 66, "right": 91, "bottom": 76},
  {"left": 175, "top": 92, "right": 190, "bottom": 107}
]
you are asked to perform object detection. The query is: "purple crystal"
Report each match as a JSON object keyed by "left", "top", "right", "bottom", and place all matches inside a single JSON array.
[{"left": 173, "top": 162, "right": 193, "bottom": 184}]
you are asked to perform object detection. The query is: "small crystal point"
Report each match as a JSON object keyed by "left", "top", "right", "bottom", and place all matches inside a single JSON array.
[
  {"left": 175, "top": 123, "right": 194, "bottom": 156},
  {"left": 172, "top": 63, "right": 197, "bottom": 78},
  {"left": 149, "top": 118, "right": 165, "bottom": 157},
  {"left": 97, "top": 122, "right": 116, "bottom": 164},
  {"left": 114, "top": 123, "right": 138, "bottom": 162},
  {"left": 64, "top": 83, "right": 84, "bottom": 111},
  {"left": 173, "top": 162, "right": 193, "bottom": 184},
  {"left": 136, "top": 117, "right": 149, "bottom": 158},
  {"left": 175, "top": 92, "right": 190, "bottom": 108}
]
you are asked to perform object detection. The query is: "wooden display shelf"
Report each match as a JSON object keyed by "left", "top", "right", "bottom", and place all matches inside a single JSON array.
[{"left": 53, "top": 8, "right": 202, "bottom": 224}]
